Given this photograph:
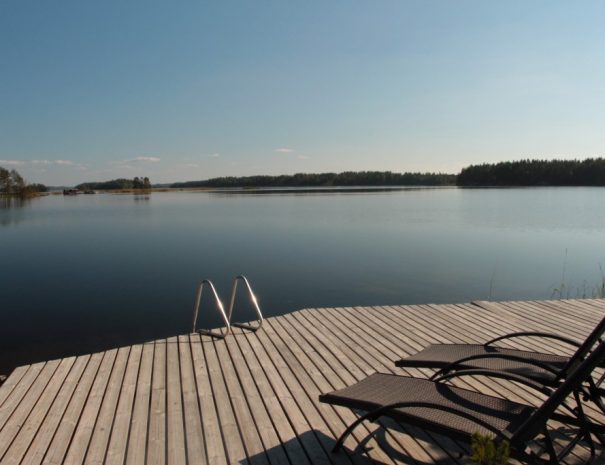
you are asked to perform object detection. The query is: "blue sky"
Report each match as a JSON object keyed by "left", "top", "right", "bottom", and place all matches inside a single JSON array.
[{"left": 1, "top": 1, "right": 604, "bottom": 185}]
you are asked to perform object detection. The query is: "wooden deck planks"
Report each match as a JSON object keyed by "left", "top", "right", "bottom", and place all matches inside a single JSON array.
[
  {"left": 125, "top": 342, "right": 154, "bottom": 465},
  {"left": 0, "top": 357, "right": 76, "bottom": 465},
  {"left": 146, "top": 340, "right": 167, "bottom": 465},
  {"left": 0, "top": 298, "right": 604, "bottom": 465},
  {"left": 39, "top": 351, "right": 107, "bottom": 465},
  {"left": 19, "top": 355, "right": 91, "bottom": 465},
  {"left": 165, "top": 336, "right": 186, "bottom": 465},
  {"left": 190, "top": 334, "right": 228, "bottom": 465},
  {"left": 177, "top": 335, "right": 206, "bottom": 465},
  {"left": 0, "top": 360, "right": 62, "bottom": 460},
  {"left": 78, "top": 346, "right": 130, "bottom": 465}
]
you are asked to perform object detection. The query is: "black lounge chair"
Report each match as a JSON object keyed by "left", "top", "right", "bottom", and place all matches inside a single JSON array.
[
  {"left": 395, "top": 316, "right": 605, "bottom": 412},
  {"left": 320, "top": 340, "right": 605, "bottom": 464}
]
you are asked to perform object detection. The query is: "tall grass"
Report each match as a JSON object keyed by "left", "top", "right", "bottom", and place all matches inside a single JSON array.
[{"left": 552, "top": 263, "right": 605, "bottom": 299}]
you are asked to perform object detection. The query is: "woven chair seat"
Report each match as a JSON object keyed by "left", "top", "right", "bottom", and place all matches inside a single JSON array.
[
  {"left": 320, "top": 373, "right": 532, "bottom": 439},
  {"left": 397, "top": 344, "right": 569, "bottom": 384}
]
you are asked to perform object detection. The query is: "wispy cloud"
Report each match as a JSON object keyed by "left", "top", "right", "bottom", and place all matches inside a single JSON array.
[
  {"left": 210, "top": 153, "right": 220, "bottom": 158},
  {"left": 36, "top": 159, "right": 75, "bottom": 166},
  {"left": 297, "top": 155, "right": 309, "bottom": 160},
  {"left": 0, "top": 159, "right": 25, "bottom": 166},
  {"left": 182, "top": 163, "right": 200, "bottom": 168},
  {"left": 111, "top": 156, "right": 161, "bottom": 166},
  {"left": 275, "top": 148, "right": 294, "bottom": 153},
  {"left": 2, "top": 159, "right": 84, "bottom": 168}
]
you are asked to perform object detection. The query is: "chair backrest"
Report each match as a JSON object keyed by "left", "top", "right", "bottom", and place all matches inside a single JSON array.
[
  {"left": 561, "top": 313, "right": 605, "bottom": 378},
  {"left": 512, "top": 338, "right": 605, "bottom": 443}
]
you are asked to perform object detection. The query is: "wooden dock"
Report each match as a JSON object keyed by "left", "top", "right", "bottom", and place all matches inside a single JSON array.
[{"left": 1, "top": 299, "right": 605, "bottom": 464}]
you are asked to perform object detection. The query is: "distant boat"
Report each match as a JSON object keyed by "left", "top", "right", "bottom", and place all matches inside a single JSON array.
[{"left": 63, "top": 189, "right": 80, "bottom": 195}]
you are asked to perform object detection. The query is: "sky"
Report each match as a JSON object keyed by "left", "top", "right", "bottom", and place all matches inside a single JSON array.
[{"left": 1, "top": 1, "right": 605, "bottom": 186}]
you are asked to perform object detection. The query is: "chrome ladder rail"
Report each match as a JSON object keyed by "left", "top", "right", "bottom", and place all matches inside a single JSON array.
[
  {"left": 227, "top": 275, "right": 264, "bottom": 332},
  {"left": 191, "top": 279, "right": 230, "bottom": 339}
]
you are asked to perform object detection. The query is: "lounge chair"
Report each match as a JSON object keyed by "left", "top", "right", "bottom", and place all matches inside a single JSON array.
[
  {"left": 395, "top": 316, "right": 605, "bottom": 412},
  {"left": 319, "top": 339, "right": 605, "bottom": 464}
]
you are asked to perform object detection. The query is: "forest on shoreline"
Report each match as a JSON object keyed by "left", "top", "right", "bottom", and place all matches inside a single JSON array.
[
  {"left": 457, "top": 158, "right": 605, "bottom": 186},
  {"left": 75, "top": 177, "right": 151, "bottom": 191},
  {"left": 171, "top": 158, "right": 605, "bottom": 188},
  {"left": 171, "top": 171, "right": 456, "bottom": 188},
  {"left": 3, "top": 158, "right": 605, "bottom": 193}
]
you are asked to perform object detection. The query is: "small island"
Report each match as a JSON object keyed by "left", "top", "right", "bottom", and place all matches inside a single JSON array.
[{"left": 0, "top": 167, "right": 47, "bottom": 198}]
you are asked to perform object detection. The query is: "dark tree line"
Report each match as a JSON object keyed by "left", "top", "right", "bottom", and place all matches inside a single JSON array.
[
  {"left": 0, "top": 167, "right": 47, "bottom": 197},
  {"left": 171, "top": 171, "right": 456, "bottom": 189},
  {"left": 457, "top": 158, "right": 605, "bottom": 186},
  {"left": 76, "top": 176, "right": 151, "bottom": 190},
  {"left": 14, "top": 158, "right": 605, "bottom": 193}
]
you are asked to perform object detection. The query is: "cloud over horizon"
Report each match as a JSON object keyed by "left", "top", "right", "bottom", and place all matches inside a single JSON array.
[
  {"left": 1, "top": 159, "right": 83, "bottom": 168},
  {"left": 111, "top": 156, "right": 161, "bottom": 166},
  {"left": 0, "top": 159, "right": 25, "bottom": 166}
]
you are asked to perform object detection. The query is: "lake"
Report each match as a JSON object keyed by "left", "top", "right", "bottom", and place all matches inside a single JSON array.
[{"left": 1, "top": 187, "right": 604, "bottom": 373}]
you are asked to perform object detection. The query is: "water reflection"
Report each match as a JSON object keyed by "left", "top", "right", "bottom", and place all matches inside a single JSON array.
[
  {"left": 0, "top": 196, "right": 31, "bottom": 227},
  {"left": 133, "top": 193, "right": 151, "bottom": 202},
  {"left": 2, "top": 188, "right": 605, "bottom": 374},
  {"left": 211, "top": 186, "right": 447, "bottom": 196}
]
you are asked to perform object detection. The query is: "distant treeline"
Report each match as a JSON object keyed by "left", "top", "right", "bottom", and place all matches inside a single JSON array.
[
  {"left": 171, "top": 171, "right": 457, "bottom": 189},
  {"left": 457, "top": 158, "right": 605, "bottom": 186},
  {"left": 76, "top": 176, "right": 151, "bottom": 190},
  {"left": 59, "top": 158, "right": 605, "bottom": 191},
  {"left": 0, "top": 166, "right": 47, "bottom": 197}
]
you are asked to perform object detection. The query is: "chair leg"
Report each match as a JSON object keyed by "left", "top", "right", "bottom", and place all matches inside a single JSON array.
[
  {"left": 573, "top": 391, "right": 598, "bottom": 460},
  {"left": 588, "top": 378, "right": 605, "bottom": 415},
  {"left": 548, "top": 393, "right": 598, "bottom": 465},
  {"left": 542, "top": 428, "right": 560, "bottom": 465},
  {"left": 332, "top": 411, "right": 379, "bottom": 453}
]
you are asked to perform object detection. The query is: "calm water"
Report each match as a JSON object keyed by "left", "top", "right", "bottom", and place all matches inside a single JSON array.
[{"left": 1, "top": 187, "right": 605, "bottom": 372}]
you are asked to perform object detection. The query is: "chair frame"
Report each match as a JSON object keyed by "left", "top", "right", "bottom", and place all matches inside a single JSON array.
[{"left": 322, "top": 340, "right": 605, "bottom": 465}]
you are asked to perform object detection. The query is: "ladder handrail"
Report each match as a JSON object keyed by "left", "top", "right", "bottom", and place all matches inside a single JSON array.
[
  {"left": 227, "top": 275, "right": 264, "bottom": 332},
  {"left": 191, "top": 279, "right": 230, "bottom": 339}
]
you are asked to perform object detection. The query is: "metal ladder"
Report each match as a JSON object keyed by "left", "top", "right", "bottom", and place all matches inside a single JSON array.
[{"left": 191, "top": 275, "right": 264, "bottom": 339}]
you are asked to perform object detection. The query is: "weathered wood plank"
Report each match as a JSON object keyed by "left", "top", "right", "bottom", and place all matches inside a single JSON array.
[
  {"left": 0, "top": 360, "right": 61, "bottom": 458},
  {"left": 19, "top": 355, "right": 91, "bottom": 465},
  {"left": 147, "top": 339, "right": 167, "bottom": 465},
  {"left": 0, "top": 357, "right": 76, "bottom": 465},
  {"left": 189, "top": 334, "right": 228, "bottom": 465},
  {"left": 125, "top": 342, "right": 154, "bottom": 465},
  {"left": 272, "top": 314, "right": 402, "bottom": 465},
  {"left": 104, "top": 344, "right": 143, "bottom": 465},
  {"left": 166, "top": 336, "right": 186, "bottom": 465},
  {"left": 79, "top": 347, "right": 130, "bottom": 465},
  {"left": 178, "top": 334, "right": 206, "bottom": 464},
  {"left": 0, "top": 362, "right": 46, "bottom": 436},
  {"left": 278, "top": 312, "right": 408, "bottom": 464},
  {"left": 203, "top": 336, "right": 250, "bottom": 464},
  {"left": 223, "top": 333, "right": 293, "bottom": 465},
  {"left": 239, "top": 327, "right": 345, "bottom": 465},
  {"left": 40, "top": 351, "right": 107, "bottom": 465},
  {"left": 0, "top": 365, "right": 30, "bottom": 409},
  {"left": 229, "top": 332, "right": 313, "bottom": 465},
  {"left": 214, "top": 339, "right": 272, "bottom": 465}
]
